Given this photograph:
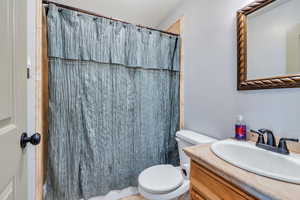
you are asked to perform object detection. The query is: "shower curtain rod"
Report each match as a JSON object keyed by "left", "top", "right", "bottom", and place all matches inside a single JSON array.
[{"left": 42, "top": 0, "right": 180, "bottom": 36}]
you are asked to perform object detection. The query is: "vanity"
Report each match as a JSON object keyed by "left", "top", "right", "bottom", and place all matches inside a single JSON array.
[
  {"left": 184, "top": 140, "right": 300, "bottom": 200},
  {"left": 189, "top": 159, "right": 257, "bottom": 200}
]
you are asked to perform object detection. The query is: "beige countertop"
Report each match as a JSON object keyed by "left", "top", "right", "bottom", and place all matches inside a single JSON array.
[{"left": 184, "top": 142, "right": 300, "bottom": 200}]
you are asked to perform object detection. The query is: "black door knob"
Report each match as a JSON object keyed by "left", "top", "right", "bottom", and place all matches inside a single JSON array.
[{"left": 20, "top": 133, "right": 41, "bottom": 149}]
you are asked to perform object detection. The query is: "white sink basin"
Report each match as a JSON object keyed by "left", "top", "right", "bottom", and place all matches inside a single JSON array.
[{"left": 211, "top": 140, "right": 300, "bottom": 184}]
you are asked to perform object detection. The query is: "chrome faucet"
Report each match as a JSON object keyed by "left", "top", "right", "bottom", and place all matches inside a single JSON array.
[{"left": 251, "top": 129, "right": 299, "bottom": 155}]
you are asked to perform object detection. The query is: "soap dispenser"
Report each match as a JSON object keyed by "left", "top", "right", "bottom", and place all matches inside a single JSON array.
[{"left": 235, "top": 115, "right": 246, "bottom": 140}]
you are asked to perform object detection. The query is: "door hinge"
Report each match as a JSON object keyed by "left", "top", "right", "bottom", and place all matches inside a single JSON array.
[{"left": 27, "top": 68, "right": 30, "bottom": 79}]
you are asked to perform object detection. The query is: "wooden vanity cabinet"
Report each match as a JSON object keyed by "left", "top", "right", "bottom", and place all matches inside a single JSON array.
[{"left": 190, "top": 160, "right": 258, "bottom": 200}]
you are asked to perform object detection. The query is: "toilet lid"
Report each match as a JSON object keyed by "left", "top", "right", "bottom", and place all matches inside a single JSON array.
[{"left": 138, "top": 165, "right": 184, "bottom": 194}]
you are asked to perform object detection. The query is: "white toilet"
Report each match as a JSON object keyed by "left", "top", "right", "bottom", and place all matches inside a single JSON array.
[{"left": 138, "top": 130, "right": 217, "bottom": 200}]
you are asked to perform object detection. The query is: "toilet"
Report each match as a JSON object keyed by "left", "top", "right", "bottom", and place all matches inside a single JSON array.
[{"left": 138, "top": 130, "right": 217, "bottom": 200}]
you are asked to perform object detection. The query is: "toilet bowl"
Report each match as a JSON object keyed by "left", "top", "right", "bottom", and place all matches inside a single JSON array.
[{"left": 138, "top": 130, "right": 217, "bottom": 200}]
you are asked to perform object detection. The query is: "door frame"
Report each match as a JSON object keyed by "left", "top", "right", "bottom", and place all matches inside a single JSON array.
[
  {"left": 35, "top": 0, "right": 46, "bottom": 199},
  {"left": 27, "top": 0, "right": 38, "bottom": 199},
  {"left": 166, "top": 17, "right": 185, "bottom": 129}
]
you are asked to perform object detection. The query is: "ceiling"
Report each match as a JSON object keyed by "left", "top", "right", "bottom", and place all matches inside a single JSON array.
[{"left": 50, "top": 0, "right": 182, "bottom": 27}]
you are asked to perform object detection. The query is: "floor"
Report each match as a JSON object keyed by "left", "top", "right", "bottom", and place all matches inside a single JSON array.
[
  {"left": 121, "top": 195, "right": 145, "bottom": 200},
  {"left": 120, "top": 193, "right": 189, "bottom": 200}
]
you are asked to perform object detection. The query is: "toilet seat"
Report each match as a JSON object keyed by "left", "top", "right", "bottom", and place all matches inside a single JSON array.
[
  {"left": 138, "top": 130, "right": 216, "bottom": 200},
  {"left": 138, "top": 165, "right": 184, "bottom": 194}
]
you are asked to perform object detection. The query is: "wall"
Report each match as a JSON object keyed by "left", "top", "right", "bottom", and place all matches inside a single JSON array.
[
  {"left": 159, "top": 0, "right": 300, "bottom": 139},
  {"left": 49, "top": 0, "right": 181, "bottom": 27}
]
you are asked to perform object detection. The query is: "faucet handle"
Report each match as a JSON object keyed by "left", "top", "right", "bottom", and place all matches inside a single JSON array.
[
  {"left": 250, "top": 129, "right": 265, "bottom": 145},
  {"left": 278, "top": 138, "right": 299, "bottom": 155}
]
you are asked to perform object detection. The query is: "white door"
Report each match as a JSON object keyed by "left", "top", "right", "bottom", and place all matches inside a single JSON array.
[{"left": 0, "top": 0, "right": 28, "bottom": 199}]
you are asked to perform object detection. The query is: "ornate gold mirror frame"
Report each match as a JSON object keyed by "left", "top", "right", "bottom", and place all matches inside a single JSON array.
[{"left": 237, "top": 0, "right": 300, "bottom": 90}]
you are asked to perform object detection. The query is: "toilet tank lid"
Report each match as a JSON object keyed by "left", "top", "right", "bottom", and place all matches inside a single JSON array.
[{"left": 176, "top": 130, "right": 217, "bottom": 145}]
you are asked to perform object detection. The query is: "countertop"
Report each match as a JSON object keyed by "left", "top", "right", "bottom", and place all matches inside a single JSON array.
[{"left": 183, "top": 141, "right": 300, "bottom": 200}]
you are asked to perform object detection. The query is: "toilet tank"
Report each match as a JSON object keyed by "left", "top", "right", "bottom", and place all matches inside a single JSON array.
[{"left": 176, "top": 130, "right": 217, "bottom": 170}]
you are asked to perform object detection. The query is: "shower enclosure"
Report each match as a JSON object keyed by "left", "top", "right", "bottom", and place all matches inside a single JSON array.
[{"left": 36, "top": 1, "right": 182, "bottom": 200}]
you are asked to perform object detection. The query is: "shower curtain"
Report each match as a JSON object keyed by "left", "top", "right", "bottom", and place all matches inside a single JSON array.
[{"left": 45, "top": 4, "right": 180, "bottom": 200}]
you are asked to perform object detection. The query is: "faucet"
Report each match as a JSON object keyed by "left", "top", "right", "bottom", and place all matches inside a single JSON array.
[
  {"left": 250, "top": 129, "right": 299, "bottom": 155},
  {"left": 258, "top": 129, "right": 276, "bottom": 147}
]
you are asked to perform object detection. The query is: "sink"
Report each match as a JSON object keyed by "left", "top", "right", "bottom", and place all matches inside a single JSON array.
[{"left": 211, "top": 140, "right": 300, "bottom": 184}]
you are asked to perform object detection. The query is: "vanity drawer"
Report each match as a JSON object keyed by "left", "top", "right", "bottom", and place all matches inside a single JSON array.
[
  {"left": 190, "top": 161, "right": 257, "bottom": 200},
  {"left": 190, "top": 189, "right": 206, "bottom": 200}
]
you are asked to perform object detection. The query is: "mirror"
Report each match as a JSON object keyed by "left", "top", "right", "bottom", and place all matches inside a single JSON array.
[{"left": 237, "top": 0, "right": 300, "bottom": 90}]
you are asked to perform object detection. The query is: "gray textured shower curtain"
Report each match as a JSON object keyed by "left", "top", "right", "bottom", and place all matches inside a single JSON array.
[{"left": 45, "top": 4, "right": 180, "bottom": 200}]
